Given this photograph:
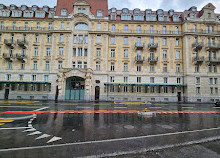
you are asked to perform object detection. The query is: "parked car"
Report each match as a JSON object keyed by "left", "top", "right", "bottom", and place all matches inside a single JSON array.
[{"left": 215, "top": 101, "right": 220, "bottom": 107}]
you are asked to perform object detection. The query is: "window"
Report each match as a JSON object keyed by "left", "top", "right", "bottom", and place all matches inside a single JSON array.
[
  {"left": 176, "top": 38, "right": 180, "bottom": 46},
  {"left": 0, "top": 46, "right": 1, "bottom": 55},
  {"left": 215, "top": 88, "right": 218, "bottom": 94},
  {"left": 124, "top": 49, "right": 128, "bottom": 58},
  {"left": 21, "top": 61, "right": 25, "bottom": 69},
  {"left": 34, "top": 47, "right": 38, "bottom": 56},
  {"left": 47, "top": 35, "right": 51, "bottom": 43},
  {"left": 82, "top": 8, "right": 86, "bottom": 14},
  {"left": 163, "top": 64, "right": 168, "bottom": 72},
  {"left": 59, "top": 47, "right": 64, "bottom": 56},
  {"left": 0, "top": 34, "right": 1, "bottom": 42},
  {"left": 7, "top": 74, "right": 11, "bottom": 81},
  {"left": 110, "top": 76, "right": 115, "bottom": 82},
  {"left": 150, "top": 87, "right": 155, "bottom": 93},
  {"left": 137, "top": 25, "right": 141, "bottom": 33},
  {"left": 8, "top": 61, "right": 12, "bottom": 69},
  {"left": 176, "top": 64, "right": 180, "bottom": 72},
  {"left": 209, "top": 78, "right": 213, "bottom": 84},
  {"left": 78, "top": 8, "right": 81, "bottom": 13},
  {"left": 96, "top": 62, "right": 101, "bottom": 70},
  {"left": 35, "top": 35, "right": 39, "bottom": 42},
  {"left": 150, "top": 77, "right": 154, "bottom": 83},
  {"left": 44, "top": 75, "right": 49, "bottom": 82},
  {"left": 196, "top": 77, "right": 200, "bottom": 84},
  {"left": 61, "top": 9, "right": 67, "bottom": 16},
  {"left": 150, "top": 25, "right": 154, "bottom": 34},
  {"left": 45, "top": 61, "right": 50, "bottom": 70},
  {"left": 164, "top": 87, "right": 168, "bottom": 93},
  {"left": 177, "top": 77, "right": 181, "bottom": 84},
  {"left": 32, "top": 75, "right": 37, "bottom": 81},
  {"left": 150, "top": 38, "right": 154, "bottom": 44},
  {"left": 79, "top": 36, "right": 83, "bottom": 43},
  {"left": 73, "top": 48, "right": 76, "bottom": 56},
  {"left": 137, "top": 86, "right": 141, "bottom": 93},
  {"left": 163, "top": 50, "right": 167, "bottom": 59},
  {"left": 110, "top": 62, "right": 115, "bottom": 71},
  {"left": 124, "top": 63, "right": 128, "bottom": 71},
  {"left": 58, "top": 61, "right": 63, "bottom": 69},
  {"left": 124, "top": 86, "right": 128, "bottom": 93},
  {"left": 96, "top": 48, "right": 101, "bottom": 57},
  {"left": 175, "top": 26, "right": 179, "bottom": 34},
  {"left": 25, "top": 22, "right": 29, "bottom": 30},
  {"left": 46, "top": 48, "right": 51, "bottom": 56},
  {"left": 214, "top": 78, "right": 218, "bottom": 84},
  {"left": 97, "top": 10, "right": 103, "bottom": 17},
  {"left": 33, "top": 61, "right": 38, "bottom": 69},
  {"left": 78, "top": 48, "right": 83, "bottom": 56},
  {"left": 111, "top": 24, "right": 115, "bottom": 31},
  {"left": 84, "top": 48, "right": 87, "bottom": 56},
  {"left": 150, "top": 64, "right": 155, "bottom": 72},
  {"left": 137, "top": 77, "right": 141, "bottom": 83},
  {"left": 163, "top": 38, "right": 167, "bottom": 45},
  {"left": 48, "top": 23, "right": 52, "bottom": 30},
  {"left": 110, "top": 49, "right": 115, "bottom": 58},
  {"left": 210, "top": 87, "right": 213, "bottom": 94},
  {"left": 37, "top": 22, "right": 40, "bottom": 29},
  {"left": 110, "top": 86, "right": 114, "bottom": 92},
  {"left": 193, "top": 24, "right": 197, "bottom": 32},
  {"left": 213, "top": 65, "right": 217, "bottom": 72},
  {"left": 72, "top": 62, "right": 76, "bottom": 68},
  {"left": 124, "top": 37, "right": 128, "bottom": 45},
  {"left": 73, "top": 35, "right": 77, "bottom": 43},
  {"left": 96, "top": 35, "right": 101, "bottom": 43},
  {"left": 60, "top": 34, "right": 64, "bottom": 42},
  {"left": 124, "top": 25, "right": 128, "bottom": 31},
  {"left": 162, "top": 26, "right": 167, "bottom": 34},
  {"left": 12, "top": 22, "right": 16, "bottom": 30},
  {"left": 121, "top": 14, "right": 131, "bottom": 20},
  {"left": 75, "top": 23, "right": 88, "bottom": 30},
  {"left": 195, "top": 64, "right": 199, "bottom": 72},
  {"left": 111, "top": 37, "right": 115, "bottom": 44},
  {"left": 0, "top": 21, "right": 4, "bottom": 30},
  {"left": 97, "top": 23, "right": 101, "bottom": 30},
  {"left": 196, "top": 87, "right": 200, "bottom": 94},
  {"left": 176, "top": 50, "right": 180, "bottom": 59},
  {"left": 137, "top": 64, "right": 141, "bottom": 72},
  {"left": 77, "top": 62, "right": 82, "bottom": 68},
  {"left": 208, "top": 65, "right": 212, "bottom": 72},
  {"left": 124, "top": 77, "right": 128, "bottom": 83},
  {"left": 85, "top": 36, "right": 88, "bottom": 43},
  {"left": 164, "top": 77, "right": 168, "bottom": 83},
  {"left": 61, "top": 22, "right": 65, "bottom": 29},
  {"left": 19, "top": 74, "right": 23, "bottom": 81}
]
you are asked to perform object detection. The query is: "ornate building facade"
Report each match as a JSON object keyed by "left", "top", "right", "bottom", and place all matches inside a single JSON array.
[{"left": 0, "top": 0, "right": 220, "bottom": 102}]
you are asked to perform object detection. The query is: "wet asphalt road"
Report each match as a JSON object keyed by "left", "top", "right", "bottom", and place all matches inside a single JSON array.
[{"left": 0, "top": 101, "right": 219, "bottom": 157}]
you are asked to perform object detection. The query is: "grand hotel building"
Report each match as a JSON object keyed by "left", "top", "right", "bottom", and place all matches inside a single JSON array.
[{"left": 0, "top": 0, "right": 220, "bottom": 102}]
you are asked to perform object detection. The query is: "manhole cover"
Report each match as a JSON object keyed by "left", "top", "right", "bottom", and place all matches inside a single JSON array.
[{"left": 124, "top": 125, "right": 135, "bottom": 129}]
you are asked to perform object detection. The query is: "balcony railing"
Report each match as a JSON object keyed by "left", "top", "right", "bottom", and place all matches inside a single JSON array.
[
  {"left": 135, "top": 43, "right": 144, "bottom": 49},
  {"left": 148, "top": 43, "right": 158, "bottom": 49},
  {"left": 192, "top": 42, "right": 204, "bottom": 50},
  {"left": 185, "top": 29, "right": 220, "bottom": 35},
  {"left": 206, "top": 57, "right": 220, "bottom": 63},
  {"left": 3, "top": 53, "right": 13, "bottom": 60},
  {"left": 148, "top": 57, "right": 158, "bottom": 63},
  {"left": 16, "top": 53, "right": 27, "bottom": 60},
  {"left": 206, "top": 43, "right": 220, "bottom": 50},
  {"left": 135, "top": 56, "right": 145, "bottom": 63},
  {"left": 17, "top": 39, "right": 28, "bottom": 48},
  {"left": 192, "top": 56, "right": 204, "bottom": 63},
  {"left": 4, "top": 39, "right": 15, "bottom": 47},
  {"left": 0, "top": 26, "right": 71, "bottom": 32},
  {"left": 110, "top": 29, "right": 182, "bottom": 35}
]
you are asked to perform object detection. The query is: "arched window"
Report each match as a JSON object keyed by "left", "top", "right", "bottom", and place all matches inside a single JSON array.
[{"left": 75, "top": 23, "right": 88, "bottom": 30}]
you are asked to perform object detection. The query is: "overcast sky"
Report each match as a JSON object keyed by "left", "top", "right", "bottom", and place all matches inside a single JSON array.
[{"left": 1, "top": 0, "right": 220, "bottom": 13}]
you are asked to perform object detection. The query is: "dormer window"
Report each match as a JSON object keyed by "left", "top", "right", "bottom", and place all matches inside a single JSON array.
[
  {"left": 189, "top": 13, "right": 195, "bottom": 18},
  {"left": 97, "top": 10, "right": 103, "bottom": 17},
  {"left": 169, "top": 10, "right": 174, "bottom": 16},
  {"left": 0, "top": 4, "right": 6, "bottom": 10},
  {"left": 208, "top": 13, "right": 211, "bottom": 18},
  {"left": 82, "top": 8, "right": 86, "bottom": 14},
  {"left": 121, "top": 14, "right": 131, "bottom": 20},
  {"left": 157, "top": 9, "right": 163, "bottom": 15},
  {"left": 122, "top": 8, "right": 129, "bottom": 14},
  {"left": 43, "top": 6, "right": 49, "bottom": 12},
  {"left": 10, "top": 5, "right": 17, "bottom": 10},
  {"left": 189, "top": 6, "right": 197, "bottom": 12},
  {"left": 21, "top": 5, "right": 27, "bottom": 11},
  {"left": 158, "top": 15, "right": 164, "bottom": 21},
  {"left": 173, "top": 15, "right": 179, "bottom": 22},
  {"left": 110, "top": 13, "right": 116, "bottom": 20},
  {"left": 146, "top": 9, "right": 152, "bottom": 14},
  {"left": 61, "top": 9, "right": 67, "bottom": 16},
  {"left": 111, "top": 8, "right": 116, "bottom": 13},
  {"left": 32, "top": 5, "right": 38, "bottom": 11},
  {"left": 134, "top": 15, "right": 144, "bottom": 21},
  {"left": 75, "top": 23, "right": 88, "bottom": 30},
  {"left": 134, "top": 9, "right": 140, "bottom": 14}
]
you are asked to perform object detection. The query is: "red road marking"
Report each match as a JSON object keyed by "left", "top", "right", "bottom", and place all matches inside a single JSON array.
[{"left": 1, "top": 110, "right": 219, "bottom": 114}]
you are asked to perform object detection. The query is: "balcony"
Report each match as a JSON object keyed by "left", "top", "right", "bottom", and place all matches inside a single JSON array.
[
  {"left": 192, "top": 56, "right": 204, "bottom": 63},
  {"left": 148, "top": 57, "right": 158, "bottom": 63},
  {"left": 135, "top": 56, "right": 145, "bottom": 64},
  {"left": 192, "top": 42, "right": 204, "bottom": 50},
  {"left": 135, "top": 43, "right": 144, "bottom": 50},
  {"left": 3, "top": 53, "right": 13, "bottom": 60},
  {"left": 4, "top": 39, "right": 15, "bottom": 47},
  {"left": 148, "top": 43, "right": 158, "bottom": 49},
  {"left": 17, "top": 40, "right": 28, "bottom": 48},
  {"left": 16, "top": 54, "right": 27, "bottom": 60},
  {"left": 206, "top": 43, "right": 220, "bottom": 50},
  {"left": 206, "top": 57, "right": 220, "bottom": 63}
]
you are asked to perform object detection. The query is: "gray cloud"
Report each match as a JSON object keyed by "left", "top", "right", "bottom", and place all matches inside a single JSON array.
[{"left": 0, "top": 0, "right": 219, "bottom": 13}]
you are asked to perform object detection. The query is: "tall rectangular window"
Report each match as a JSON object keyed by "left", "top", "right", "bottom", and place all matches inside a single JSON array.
[
  {"left": 47, "top": 35, "right": 51, "bottom": 43},
  {"left": 32, "top": 75, "right": 37, "bottom": 81},
  {"left": 150, "top": 64, "right": 155, "bottom": 72},
  {"left": 163, "top": 64, "right": 168, "bottom": 72},
  {"left": 84, "top": 62, "right": 87, "bottom": 69},
  {"left": 177, "top": 77, "right": 181, "bottom": 84},
  {"left": 124, "top": 37, "right": 128, "bottom": 45},
  {"left": 162, "top": 26, "right": 166, "bottom": 34},
  {"left": 111, "top": 24, "right": 115, "bottom": 31},
  {"left": 84, "top": 48, "right": 87, "bottom": 56},
  {"left": 124, "top": 77, "right": 128, "bottom": 83},
  {"left": 58, "top": 61, "right": 63, "bottom": 69},
  {"left": 78, "top": 62, "right": 82, "bottom": 68},
  {"left": 110, "top": 76, "right": 115, "bottom": 82},
  {"left": 60, "top": 34, "right": 64, "bottom": 42},
  {"left": 96, "top": 35, "right": 101, "bottom": 43},
  {"left": 124, "top": 25, "right": 128, "bottom": 31},
  {"left": 34, "top": 47, "right": 38, "bottom": 56},
  {"left": 78, "top": 48, "right": 83, "bottom": 56},
  {"left": 176, "top": 64, "right": 180, "bottom": 72},
  {"left": 137, "top": 77, "right": 141, "bottom": 83},
  {"left": 150, "top": 25, "right": 154, "bottom": 34},
  {"left": 48, "top": 23, "right": 52, "bottom": 29},
  {"left": 110, "top": 62, "right": 115, "bottom": 71},
  {"left": 163, "top": 38, "right": 167, "bottom": 45},
  {"left": 111, "top": 37, "right": 115, "bottom": 44},
  {"left": 0, "top": 46, "right": 1, "bottom": 56},
  {"left": 176, "top": 38, "right": 180, "bottom": 46},
  {"left": 196, "top": 77, "right": 200, "bottom": 84},
  {"left": 79, "top": 36, "right": 83, "bottom": 43},
  {"left": 196, "top": 87, "right": 200, "bottom": 94},
  {"left": 96, "top": 62, "right": 100, "bottom": 70},
  {"left": 97, "top": 23, "right": 102, "bottom": 30},
  {"left": 163, "top": 50, "right": 167, "bottom": 59},
  {"left": 44, "top": 75, "right": 49, "bottom": 82},
  {"left": 33, "top": 61, "right": 38, "bottom": 69},
  {"left": 59, "top": 47, "right": 64, "bottom": 56},
  {"left": 37, "top": 22, "right": 41, "bottom": 29},
  {"left": 21, "top": 61, "right": 25, "bottom": 69},
  {"left": 8, "top": 61, "right": 12, "bottom": 69},
  {"left": 85, "top": 36, "right": 88, "bottom": 43},
  {"left": 110, "top": 49, "right": 115, "bottom": 58},
  {"left": 96, "top": 48, "right": 101, "bottom": 57},
  {"left": 137, "top": 64, "right": 141, "bottom": 72},
  {"left": 195, "top": 64, "right": 199, "bottom": 72},
  {"left": 61, "top": 22, "right": 65, "bottom": 29},
  {"left": 123, "top": 63, "right": 128, "bottom": 71},
  {"left": 45, "top": 61, "right": 50, "bottom": 70},
  {"left": 35, "top": 35, "right": 39, "bottom": 42},
  {"left": 124, "top": 49, "right": 128, "bottom": 58},
  {"left": 19, "top": 75, "right": 23, "bottom": 81},
  {"left": 73, "top": 35, "right": 77, "bottom": 43},
  {"left": 150, "top": 77, "right": 154, "bottom": 83},
  {"left": 164, "top": 77, "right": 168, "bottom": 83},
  {"left": 0, "top": 34, "right": 2, "bottom": 42},
  {"left": 176, "top": 50, "right": 180, "bottom": 59},
  {"left": 46, "top": 48, "right": 51, "bottom": 56},
  {"left": 7, "top": 74, "right": 11, "bottom": 81}
]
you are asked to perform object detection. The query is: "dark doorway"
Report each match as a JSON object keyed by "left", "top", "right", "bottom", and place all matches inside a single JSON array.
[
  {"left": 4, "top": 89, "right": 9, "bottom": 100},
  {"left": 177, "top": 92, "right": 181, "bottom": 102},
  {"left": 95, "top": 86, "right": 100, "bottom": 101},
  {"left": 55, "top": 85, "right": 59, "bottom": 102}
]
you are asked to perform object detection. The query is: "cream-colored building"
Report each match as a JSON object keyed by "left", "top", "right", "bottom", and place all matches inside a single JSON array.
[{"left": 0, "top": 1, "right": 220, "bottom": 102}]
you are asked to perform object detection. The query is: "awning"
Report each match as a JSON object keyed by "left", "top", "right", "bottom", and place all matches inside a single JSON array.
[
  {"left": 104, "top": 83, "right": 186, "bottom": 87},
  {"left": 0, "top": 81, "right": 51, "bottom": 85}
]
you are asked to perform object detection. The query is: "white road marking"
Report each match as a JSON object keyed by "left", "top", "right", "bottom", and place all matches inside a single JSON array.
[
  {"left": 33, "top": 107, "right": 48, "bottom": 111},
  {"left": 22, "top": 128, "right": 36, "bottom": 132},
  {"left": 27, "top": 131, "right": 42, "bottom": 136},
  {"left": 0, "top": 127, "right": 219, "bottom": 152},
  {"left": 47, "top": 137, "right": 62, "bottom": 143},
  {"left": 0, "top": 127, "right": 31, "bottom": 130},
  {"left": 36, "top": 134, "right": 51, "bottom": 140},
  {"left": 76, "top": 106, "right": 91, "bottom": 109},
  {"left": 213, "top": 107, "right": 220, "bottom": 109},
  {"left": 114, "top": 107, "right": 127, "bottom": 109},
  {"left": 0, "top": 106, "right": 41, "bottom": 108}
]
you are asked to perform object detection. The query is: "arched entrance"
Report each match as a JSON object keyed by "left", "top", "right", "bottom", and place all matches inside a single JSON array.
[{"left": 65, "top": 76, "right": 85, "bottom": 100}]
